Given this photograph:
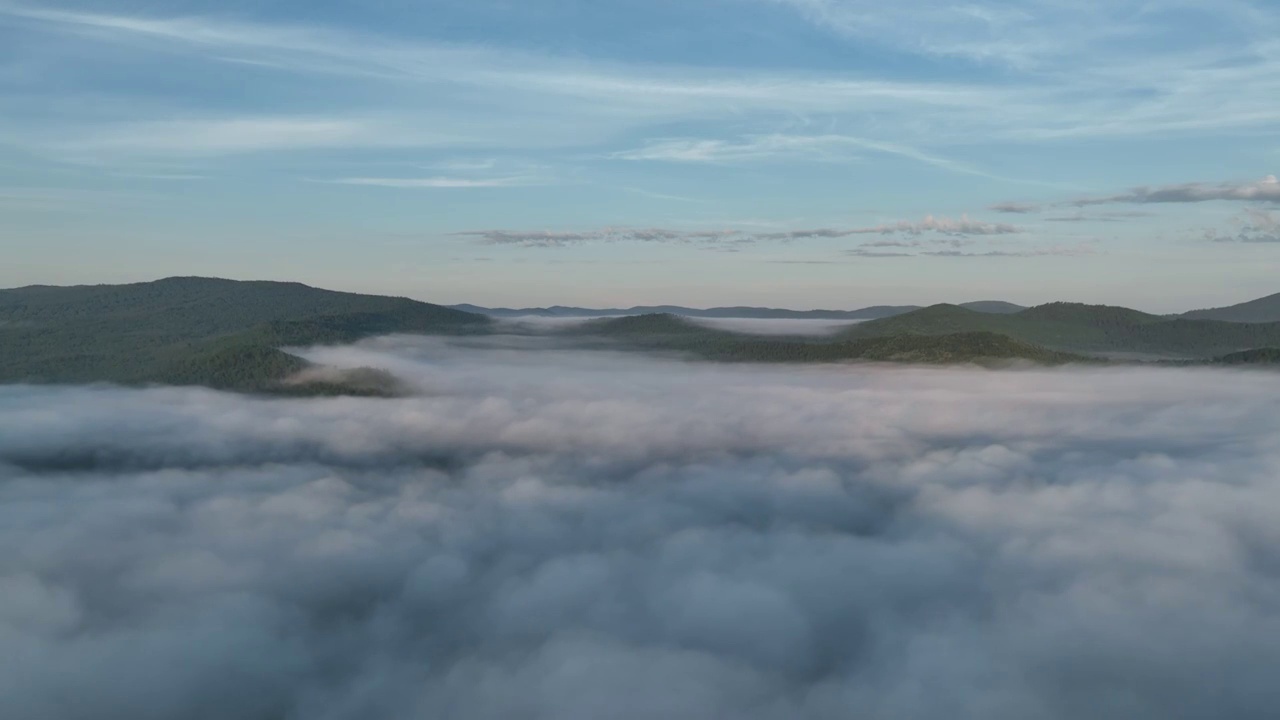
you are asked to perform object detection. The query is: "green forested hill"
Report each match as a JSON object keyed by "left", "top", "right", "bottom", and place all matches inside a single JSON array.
[
  {"left": 959, "top": 300, "right": 1025, "bottom": 314},
  {"left": 566, "top": 314, "right": 1085, "bottom": 365},
  {"left": 7, "top": 278, "right": 1280, "bottom": 391},
  {"left": 0, "top": 277, "right": 489, "bottom": 390},
  {"left": 1180, "top": 292, "right": 1280, "bottom": 323},
  {"left": 1209, "top": 347, "right": 1280, "bottom": 365},
  {"left": 843, "top": 302, "right": 1280, "bottom": 357}
]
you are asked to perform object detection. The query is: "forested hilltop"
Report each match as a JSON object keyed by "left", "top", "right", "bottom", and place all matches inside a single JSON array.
[
  {"left": 840, "top": 302, "right": 1280, "bottom": 358},
  {"left": 563, "top": 313, "right": 1088, "bottom": 365},
  {"left": 0, "top": 277, "right": 489, "bottom": 392},
  {"left": 565, "top": 307, "right": 1280, "bottom": 366},
  {"left": 4, "top": 278, "right": 1280, "bottom": 394}
]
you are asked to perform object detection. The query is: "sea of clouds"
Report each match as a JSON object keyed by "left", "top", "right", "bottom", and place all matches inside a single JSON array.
[{"left": 2, "top": 333, "right": 1279, "bottom": 720}]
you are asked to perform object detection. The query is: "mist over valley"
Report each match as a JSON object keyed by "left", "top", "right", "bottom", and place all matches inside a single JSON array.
[{"left": 3, "top": 327, "right": 1280, "bottom": 718}]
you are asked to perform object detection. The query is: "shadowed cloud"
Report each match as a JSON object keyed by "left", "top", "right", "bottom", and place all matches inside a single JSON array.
[{"left": 0, "top": 334, "right": 1278, "bottom": 719}]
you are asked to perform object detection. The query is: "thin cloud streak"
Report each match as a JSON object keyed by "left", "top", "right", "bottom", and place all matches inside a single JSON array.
[
  {"left": 613, "top": 134, "right": 1046, "bottom": 183},
  {"left": 455, "top": 217, "right": 1021, "bottom": 249},
  {"left": 455, "top": 227, "right": 744, "bottom": 248},
  {"left": 4, "top": 1, "right": 1280, "bottom": 156},
  {"left": 326, "top": 176, "right": 542, "bottom": 189},
  {"left": 41, "top": 116, "right": 466, "bottom": 158},
  {"left": 989, "top": 202, "right": 1042, "bottom": 214},
  {"left": 1070, "top": 175, "right": 1280, "bottom": 207},
  {"left": 846, "top": 243, "right": 1093, "bottom": 258},
  {"left": 839, "top": 214, "right": 1022, "bottom": 236}
]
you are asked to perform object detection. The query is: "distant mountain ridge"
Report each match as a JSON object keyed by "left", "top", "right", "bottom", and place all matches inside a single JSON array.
[
  {"left": 451, "top": 300, "right": 1026, "bottom": 320},
  {"left": 843, "top": 302, "right": 1280, "bottom": 358},
  {"left": 560, "top": 313, "right": 1086, "bottom": 365},
  {"left": 6, "top": 278, "right": 1280, "bottom": 392},
  {"left": 459, "top": 292, "right": 1280, "bottom": 323},
  {"left": 1180, "top": 292, "right": 1280, "bottom": 323}
]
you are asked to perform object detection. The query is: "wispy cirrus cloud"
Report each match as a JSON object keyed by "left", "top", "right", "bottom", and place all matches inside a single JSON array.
[
  {"left": 325, "top": 176, "right": 542, "bottom": 189},
  {"left": 5, "top": 1, "right": 1280, "bottom": 158},
  {"left": 768, "top": 0, "right": 1277, "bottom": 72},
  {"left": 40, "top": 116, "right": 457, "bottom": 159},
  {"left": 0, "top": 4, "right": 995, "bottom": 113},
  {"left": 611, "top": 134, "right": 998, "bottom": 179}
]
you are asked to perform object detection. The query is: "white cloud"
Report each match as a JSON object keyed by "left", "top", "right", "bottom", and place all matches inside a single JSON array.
[
  {"left": 612, "top": 134, "right": 1006, "bottom": 180},
  {"left": 2, "top": 336, "right": 1280, "bottom": 718},
  {"left": 1205, "top": 207, "right": 1280, "bottom": 244},
  {"left": 42, "top": 116, "right": 451, "bottom": 158}
]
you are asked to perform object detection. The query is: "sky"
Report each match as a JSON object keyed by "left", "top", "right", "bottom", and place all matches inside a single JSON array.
[{"left": 2, "top": 0, "right": 1279, "bottom": 310}]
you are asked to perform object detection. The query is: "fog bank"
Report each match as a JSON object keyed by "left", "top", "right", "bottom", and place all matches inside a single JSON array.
[{"left": 2, "top": 334, "right": 1279, "bottom": 720}]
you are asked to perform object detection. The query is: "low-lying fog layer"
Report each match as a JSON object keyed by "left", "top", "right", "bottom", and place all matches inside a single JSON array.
[
  {"left": 2, "top": 334, "right": 1279, "bottom": 720},
  {"left": 689, "top": 317, "right": 863, "bottom": 335},
  {"left": 496, "top": 315, "right": 862, "bottom": 335}
]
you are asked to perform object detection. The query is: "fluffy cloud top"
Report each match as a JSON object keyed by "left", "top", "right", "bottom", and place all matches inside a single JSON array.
[{"left": 1, "top": 334, "right": 1279, "bottom": 719}]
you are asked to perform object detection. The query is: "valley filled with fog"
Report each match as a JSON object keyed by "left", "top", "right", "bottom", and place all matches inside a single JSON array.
[{"left": 2, "top": 332, "right": 1279, "bottom": 720}]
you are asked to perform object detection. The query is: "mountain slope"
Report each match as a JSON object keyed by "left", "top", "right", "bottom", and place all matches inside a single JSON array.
[
  {"left": 455, "top": 300, "right": 1025, "bottom": 320},
  {"left": 0, "top": 277, "right": 489, "bottom": 390},
  {"left": 569, "top": 314, "right": 1083, "bottom": 365},
  {"left": 959, "top": 301, "right": 1025, "bottom": 314},
  {"left": 846, "top": 302, "right": 1280, "bottom": 357},
  {"left": 1181, "top": 292, "right": 1280, "bottom": 323},
  {"left": 454, "top": 303, "right": 919, "bottom": 320}
]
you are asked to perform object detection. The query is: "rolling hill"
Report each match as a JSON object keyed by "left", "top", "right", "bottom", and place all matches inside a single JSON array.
[
  {"left": 455, "top": 300, "right": 1025, "bottom": 320},
  {"left": 0, "top": 277, "right": 489, "bottom": 391},
  {"left": 565, "top": 313, "right": 1084, "bottom": 365},
  {"left": 843, "top": 302, "right": 1280, "bottom": 358},
  {"left": 1180, "top": 292, "right": 1280, "bottom": 323},
  {"left": 8, "top": 278, "right": 1280, "bottom": 391}
]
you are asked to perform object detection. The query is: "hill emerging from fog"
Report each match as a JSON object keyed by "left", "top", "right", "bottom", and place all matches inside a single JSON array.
[
  {"left": 6, "top": 279, "right": 1280, "bottom": 393},
  {"left": 842, "top": 302, "right": 1280, "bottom": 358},
  {"left": 0, "top": 277, "right": 488, "bottom": 392},
  {"left": 565, "top": 313, "right": 1086, "bottom": 365},
  {"left": 1180, "top": 292, "right": 1280, "bottom": 323},
  {"left": 453, "top": 300, "right": 1026, "bottom": 320},
  {"left": 568, "top": 307, "right": 1280, "bottom": 365}
]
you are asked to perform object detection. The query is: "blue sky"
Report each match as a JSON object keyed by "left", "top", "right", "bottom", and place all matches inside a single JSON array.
[{"left": 2, "top": 0, "right": 1279, "bottom": 310}]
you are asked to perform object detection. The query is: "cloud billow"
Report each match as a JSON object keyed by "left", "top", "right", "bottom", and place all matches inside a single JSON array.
[{"left": 1, "top": 335, "right": 1279, "bottom": 719}]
